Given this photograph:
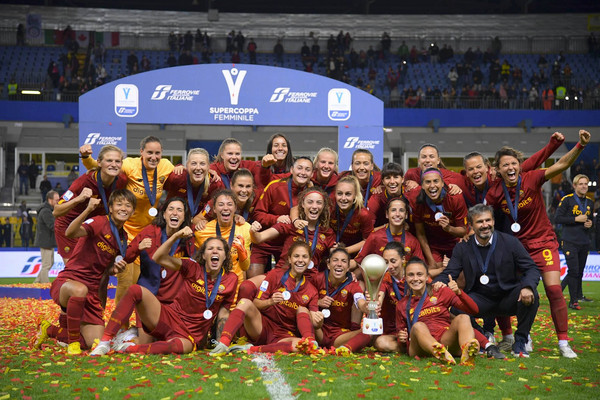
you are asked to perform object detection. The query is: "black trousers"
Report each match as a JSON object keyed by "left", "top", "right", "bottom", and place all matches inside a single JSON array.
[
  {"left": 465, "top": 286, "right": 539, "bottom": 344},
  {"left": 561, "top": 241, "right": 589, "bottom": 301}
]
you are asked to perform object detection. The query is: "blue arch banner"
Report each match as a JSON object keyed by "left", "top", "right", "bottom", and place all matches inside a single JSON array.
[{"left": 79, "top": 64, "right": 383, "bottom": 170}]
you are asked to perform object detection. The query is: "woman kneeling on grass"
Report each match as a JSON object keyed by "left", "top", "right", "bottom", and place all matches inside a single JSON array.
[
  {"left": 210, "top": 241, "right": 320, "bottom": 355},
  {"left": 396, "top": 258, "right": 480, "bottom": 365},
  {"left": 91, "top": 232, "right": 237, "bottom": 355}
]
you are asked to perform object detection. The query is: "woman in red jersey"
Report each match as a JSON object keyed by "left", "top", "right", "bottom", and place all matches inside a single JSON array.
[
  {"left": 210, "top": 241, "right": 320, "bottom": 355},
  {"left": 311, "top": 147, "right": 339, "bottom": 194},
  {"left": 485, "top": 130, "right": 591, "bottom": 359},
  {"left": 340, "top": 149, "right": 382, "bottom": 206},
  {"left": 396, "top": 258, "right": 479, "bottom": 365},
  {"left": 210, "top": 138, "right": 272, "bottom": 190},
  {"left": 368, "top": 162, "right": 405, "bottom": 228},
  {"left": 33, "top": 189, "right": 136, "bottom": 355},
  {"left": 374, "top": 241, "right": 406, "bottom": 352},
  {"left": 53, "top": 145, "right": 127, "bottom": 263},
  {"left": 262, "top": 133, "right": 294, "bottom": 179},
  {"left": 91, "top": 233, "right": 237, "bottom": 355}
]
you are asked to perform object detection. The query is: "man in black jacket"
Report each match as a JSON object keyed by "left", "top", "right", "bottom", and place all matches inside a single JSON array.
[
  {"left": 435, "top": 204, "right": 540, "bottom": 358},
  {"left": 34, "top": 191, "right": 59, "bottom": 283}
]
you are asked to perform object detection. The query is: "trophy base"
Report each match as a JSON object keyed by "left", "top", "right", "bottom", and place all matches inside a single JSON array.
[{"left": 362, "top": 317, "right": 384, "bottom": 335}]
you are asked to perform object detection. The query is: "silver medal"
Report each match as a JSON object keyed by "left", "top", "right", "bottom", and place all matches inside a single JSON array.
[
  {"left": 322, "top": 309, "right": 331, "bottom": 318},
  {"left": 282, "top": 290, "right": 291, "bottom": 300},
  {"left": 148, "top": 207, "right": 158, "bottom": 217},
  {"left": 307, "top": 261, "right": 314, "bottom": 269},
  {"left": 480, "top": 275, "right": 490, "bottom": 285},
  {"left": 115, "top": 255, "right": 123, "bottom": 263},
  {"left": 511, "top": 222, "right": 521, "bottom": 233},
  {"left": 161, "top": 269, "right": 167, "bottom": 279},
  {"left": 435, "top": 212, "right": 443, "bottom": 221},
  {"left": 203, "top": 309, "right": 213, "bottom": 319}
]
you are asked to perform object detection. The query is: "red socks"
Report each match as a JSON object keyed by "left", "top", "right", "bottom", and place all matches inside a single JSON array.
[
  {"left": 473, "top": 328, "right": 489, "bottom": 348},
  {"left": 296, "top": 312, "right": 315, "bottom": 340},
  {"left": 545, "top": 284, "right": 569, "bottom": 340},
  {"left": 66, "top": 296, "right": 86, "bottom": 344},
  {"left": 220, "top": 308, "right": 245, "bottom": 346},
  {"left": 126, "top": 339, "right": 184, "bottom": 354},
  {"left": 238, "top": 280, "right": 258, "bottom": 300},
  {"left": 250, "top": 342, "right": 293, "bottom": 353},
  {"left": 102, "top": 284, "right": 143, "bottom": 342},
  {"left": 344, "top": 333, "right": 372, "bottom": 353},
  {"left": 497, "top": 316, "right": 513, "bottom": 336}
]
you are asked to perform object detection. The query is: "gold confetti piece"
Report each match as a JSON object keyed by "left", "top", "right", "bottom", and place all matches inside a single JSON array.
[
  {"left": 518, "top": 378, "right": 528, "bottom": 382},
  {"left": 318, "top": 392, "right": 328, "bottom": 397}
]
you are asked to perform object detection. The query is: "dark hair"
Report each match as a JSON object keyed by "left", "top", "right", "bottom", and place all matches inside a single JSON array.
[
  {"left": 153, "top": 197, "right": 191, "bottom": 229},
  {"left": 463, "top": 151, "right": 487, "bottom": 168},
  {"left": 231, "top": 168, "right": 255, "bottom": 212},
  {"left": 418, "top": 143, "right": 446, "bottom": 169},
  {"left": 386, "top": 195, "right": 409, "bottom": 212},
  {"left": 351, "top": 148, "right": 380, "bottom": 171},
  {"left": 297, "top": 186, "right": 331, "bottom": 228},
  {"left": 467, "top": 203, "right": 495, "bottom": 225},
  {"left": 328, "top": 245, "right": 350, "bottom": 262},
  {"left": 293, "top": 156, "right": 314, "bottom": 167},
  {"left": 196, "top": 237, "right": 232, "bottom": 273},
  {"left": 381, "top": 162, "right": 404, "bottom": 179},
  {"left": 493, "top": 146, "right": 524, "bottom": 170},
  {"left": 46, "top": 190, "right": 59, "bottom": 201},
  {"left": 108, "top": 189, "right": 137, "bottom": 209},
  {"left": 140, "top": 135, "right": 162, "bottom": 150},
  {"left": 266, "top": 133, "right": 294, "bottom": 173},
  {"left": 416, "top": 168, "right": 447, "bottom": 205},
  {"left": 383, "top": 241, "right": 406, "bottom": 258},
  {"left": 404, "top": 257, "right": 433, "bottom": 296},
  {"left": 287, "top": 241, "right": 313, "bottom": 262}
]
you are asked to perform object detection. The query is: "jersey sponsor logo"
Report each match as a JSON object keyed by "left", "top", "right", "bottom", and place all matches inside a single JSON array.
[
  {"left": 104, "top": 233, "right": 112, "bottom": 240},
  {"left": 331, "top": 299, "right": 348, "bottom": 307},
  {"left": 96, "top": 241, "right": 117, "bottom": 256},
  {"left": 62, "top": 190, "right": 74, "bottom": 201},
  {"left": 84, "top": 218, "right": 94, "bottom": 224}
]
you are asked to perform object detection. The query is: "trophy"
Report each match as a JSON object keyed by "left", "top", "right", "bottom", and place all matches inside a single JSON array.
[{"left": 359, "top": 254, "right": 388, "bottom": 335}]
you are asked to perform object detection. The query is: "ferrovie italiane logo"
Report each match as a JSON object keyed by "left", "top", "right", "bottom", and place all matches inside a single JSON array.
[
  {"left": 209, "top": 68, "right": 259, "bottom": 122},
  {"left": 343, "top": 136, "right": 380, "bottom": 150},
  {"left": 328, "top": 88, "right": 351, "bottom": 121},
  {"left": 20, "top": 256, "right": 42, "bottom": 276},
  {"left": 151, "top": 84, "right": 199, "bottom": 101},
  {"left": 269, "top": 87, "right": 317, "bottom": 103},
  {"left": 84, "top": 132, "right": 123, "bottom": 146}
]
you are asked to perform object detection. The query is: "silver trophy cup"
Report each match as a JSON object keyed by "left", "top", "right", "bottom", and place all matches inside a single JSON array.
[{"left": 359, "top": 254, "right": 388, "bottom": 335}]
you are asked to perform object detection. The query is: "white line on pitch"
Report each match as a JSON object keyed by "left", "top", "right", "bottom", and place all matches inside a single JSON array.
[{"left": 252, "top": 353, "right": 294, "bottom": 400}]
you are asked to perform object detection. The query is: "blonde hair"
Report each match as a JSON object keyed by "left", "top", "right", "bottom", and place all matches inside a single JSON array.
[
  {"left": 97, "top": 145, "right": 124, "bottom": 163},
  {"left": 314, "top": 147, "right": 339, "bottom": 171},
  {"left": 335, "top": 175, "right": 364, "bottom": 211},
  {"left": 186, "top": 148, "right": 211, "bottom": 196},
  {"left": 572, "top": 174, "right": 589, "bottom": 185}
]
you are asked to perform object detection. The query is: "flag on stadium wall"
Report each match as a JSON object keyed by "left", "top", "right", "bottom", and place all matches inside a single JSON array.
[
  {"left": 75, "top": 31, "right": 90, "bottom": 48},
  {"left": 44, "top": 29, "right": 64, "bottom": 45},
  {"left": 94, "top": 31, "right": 120, "bottom": 48},
  {"left": 26, "top": 14, "right": 42, "bottom": 39}
]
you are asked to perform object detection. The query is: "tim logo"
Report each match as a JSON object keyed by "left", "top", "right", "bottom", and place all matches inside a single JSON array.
[
  {"left": 328, "top": 88, "right": 351, "bottom": 121},
  {"left": 151, "top": 85, "right": 172, "bottom": 100},
  {"left": 21, "top": 256, "right": 42, "bottom": 276},
  {"left": 270, "top": 87, "right": 290, "bottom": 103},
  {"left": 114, "top": 84, "right": 139, "bottom": 117},
  {"left": 222, "top": 68, "right": 247, "bottom": 105},
  {"left": 84, "top": 133, "right": 101, "bottom": 145},
  {"left": 344, "top": 137, "right": 359, "bottom": 148}
]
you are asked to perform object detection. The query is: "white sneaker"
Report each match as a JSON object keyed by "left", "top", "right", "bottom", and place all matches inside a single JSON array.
[
  {"left": 559, "top": 344, "right": 577, "bottom": 359},
  {"left": 229, "top": 343, "right": 252, "bottom": 353},
  {"left": 484, "top": 331, "right": 496, "bottom": 345},
  {"left": 90, "top": 341, "right": 111, "bottom": 356},
  {"left": 525, "top": 336, "right": 533, "bottom": 353},
  {"left": 209, "top": 341, "right": 229, "bottom": 356},
  {"left": 113, "top": 341, "right": 135, "bottom": 352},
  {"left": 113, "top": 327, "right": 138, "bottom": 349}
]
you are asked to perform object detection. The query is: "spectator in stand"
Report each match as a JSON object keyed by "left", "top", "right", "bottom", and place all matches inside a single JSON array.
[
  {"left": 40, "top": 175, "right": 52, "bottom": 202},
  {"left": 194, "top": 29, "right": 203, "bottom": 52},
  {"left": 397, "top": 41, "right": 409, "bottom": 61},
  {"left": 126, "top": 51, "right": 138, "bottom": 75},
  {"left": 235, "top": 31, "right": 245, "bottom": 53},
  {"left": 386, "top": 67, "right": 400, "bottom": 89},
  {"left": 201, "top": 44, "right": 212, "bottom": 64},
  {"left": 380, "top": 32, "right": 391, "bottom": 58},
  {"left": 34, "top": 191, "right": 60, "bottom": 283},
  {"left": 247, "top": 38, "right": 257, "bottom": 64},
  {"left": 491, "top": 36, "right": 502, "bottom": 58},
  {"left": 528, "top": 86, "right": 539, "bottom": 109},
  {"left": 472, "top": 66, "right": 483, "bottom": 91},
  {"left": 231, "top": 50, "right": 240, "bottom": 64},
  {"left": 28, "top": 160, "right": 39, "bottom": 191},
  {"left": 0, "top": 218, "right": 10, "bottom": 247},
  {"left": 464, "top": 47, "right": 475, "bottom": 65},
  {"left": 563, "top": 63, "right": 572, "bottom": 86},
  {"left": 483, "top": 48, "right": 494, "bottom": 64},
  {"left": 20, "top": 210, "right": 33, "bottom": 249},
  {"left": 537, "top": 54, "right": 548, "bottom": 70},
  {"left": 489, "top": 59, "right": 501, "bottom": 85},
  {"left": 429, "top": 42, "right": 439, "bottom": 64},
  {"left": 17, "top": 23, "right": 26, "bottom": 46},
  {"left": 301, "top": 41, "right": 311, "bottom": 65},
  {"left": 512, "top": 66, "right": 523, "bottom": 84},
  {"left": 542, "top": 87, "right": 555, "bottom": 110},
  {"left": 448, "top": 67, "right": 458, "bottom": 89},
  {"left": 168, "top": 32, "right": 177, "bottom": 52},
  {"left": 500, "top": 60, "right": 511, "bottom": 83},
  {"left": 343, "top": 32, "right": 352, "bottom": 52},
  {"left": 17, "top": 161, "right": 29, "bottom": 195},
  {"left": 183, "top": 31, "right": 193, "bottom": 51},
  {"left": 274, "top": 40, "right": 284, "bottom": 65},
  {"left": 409, "top": 46, "right": 419, "bottom": 64},
  {"left": 311, "top": 40, "right": 320, "bottom": 62},
  {"left": 179, "top": 50, "right": 193, "bottom": 65},
  {"left": 226, "top": 30, "right": 235, "bottom": 53}
]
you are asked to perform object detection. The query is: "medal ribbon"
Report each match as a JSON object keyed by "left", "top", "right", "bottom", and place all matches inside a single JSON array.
[
  {"left": 215, "top": 221, "right": 236, "bottom": 249},
  {"left": 474, "top": 181, "right": 489, "bottom": 205},
  {"left": 501, "top": 176, "right": 521, "bottom": 224},
  {"left": 406, "top": 292, "right": 428, "bottom": 336},
  {"left": 220, "top": 173, "right": 231, "bottom": 189},
  {"left": 573, "top": 195, "right": 589, "bottom": 217},
  {"left": 96, "top": 170, "right": 117, "bottom": 214},
  {"left": 141, "top": 163, "right": 158, "bottom": 208},
  {"left": 108, "top": 216, "right": 127, "bottom": 257},
  {"left": 304, "top": 225, "right": 320, "bottom": 255},
  {"left": 391, "top": 278, "right": 403, "bottom": 301},
  {"left": 386, "top": 225, "right": 405, "bottom": 247},
  {"left": 203, "top": 267, "right": 224, "bottom": 310},
  {"left": 324, "top": 270, "right": 353, "bottom": 297},
  {"left": 363, "top": 173, "right": 373, "bottom": 206},
  {"left": 470, "top": 233, "right": 497, "bottom": 277},
  {"left": 425, "top": 190, "right": 446, "bottom": 215},
  {"left": 280, "top": 270, "right": 305, "bottom": 292},
  {"left": 186, "top": 175, "right": 205, "bottom": 215},
  {"left": 160, "top": 228, "right": 181, "bottom": 257},
  {"left": 288, "top": 179, "right": 294, "bottom": 208},
  {"left": 335, "top": 205, "right": 356, "bottom": 242}
]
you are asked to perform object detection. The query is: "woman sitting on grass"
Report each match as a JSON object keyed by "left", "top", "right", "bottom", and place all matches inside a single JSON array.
[{"left": 396, "top": 258, "right": 480, "bottom": 365}]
